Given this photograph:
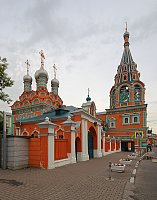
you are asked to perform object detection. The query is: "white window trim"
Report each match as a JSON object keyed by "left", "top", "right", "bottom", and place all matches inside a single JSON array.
[
  {"left": 132, "top": 115, "right": 140, "bottom": 124},
  {"left": 122, "top": 115, "right": 130, "bottom": 125}
]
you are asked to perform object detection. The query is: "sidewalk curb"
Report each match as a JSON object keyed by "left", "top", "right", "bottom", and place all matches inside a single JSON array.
[{"left": 123, "top": 153, "right": 147, "bottom": 199}]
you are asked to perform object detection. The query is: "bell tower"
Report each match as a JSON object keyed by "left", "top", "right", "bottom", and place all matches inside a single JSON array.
[
  {"left": 110, "top": 25, "right": 145, "bottom": 109},
  {"left": 97, "top": 25, "right": 148, "bottom": 152}
]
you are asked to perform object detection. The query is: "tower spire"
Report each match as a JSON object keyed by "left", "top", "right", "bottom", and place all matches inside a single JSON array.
[
  {"left": 86, "top": 88, "right": 91, "bottom": 102},
  {"left": 125, "top": 22, "right": 127, "bottom": 32}
]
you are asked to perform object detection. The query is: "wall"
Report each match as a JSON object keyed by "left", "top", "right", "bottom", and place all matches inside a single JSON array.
[
  {"left": 7, "top": 137, "right": 28, "bottom": 170},
  {"left": 54, "top": 139, "right": 68, "bottom": 160},
  {"left": 29, "top": 138, "right": 41, "bottom": 167}
]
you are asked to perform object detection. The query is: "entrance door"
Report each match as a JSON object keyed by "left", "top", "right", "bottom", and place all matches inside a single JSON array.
[
  {"left": 121, "top": 141, "right": 128, "bottom": 151},
  {"left": 88, "top": 132, "right": 94, "bottom": 159},
  {"left": 121, "top": 141, "right": 135, "bottom": 152}
]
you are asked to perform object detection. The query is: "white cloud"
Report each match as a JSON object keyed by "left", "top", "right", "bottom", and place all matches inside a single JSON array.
[{"left": 0, "top": 0, "right": 157, "bottom": 133}]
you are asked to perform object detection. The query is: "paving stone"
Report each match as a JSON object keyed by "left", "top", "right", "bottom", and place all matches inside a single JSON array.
[{"left": 0, "top": 152, "right": 137, "bottom": 200}]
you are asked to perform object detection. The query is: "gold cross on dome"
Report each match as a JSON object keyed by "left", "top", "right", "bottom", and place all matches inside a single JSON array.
[
  {"left": 25, "top": 59, "right": 30, "bottom": 75},
  {"left": 53, "top": 64, "right": 57, "bottom": 79},
  {"left": 39, "top": 50, "right": 45, "bottom": 68}
]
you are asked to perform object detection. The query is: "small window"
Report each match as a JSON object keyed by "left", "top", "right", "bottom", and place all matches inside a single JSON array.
[
  {"left": 59, "top": 135, "right": 63, "bottom": 139},
  {"left": 109, "top": 119, "right": 116, "bottom": 128},
  {"left": 110, "top": 122, "right": 115, "bottom": 128},
  {"left": 134, "top": 117, "right": 138, "bottom": 122},
  {"left": 122, "top": 116, "right": 130, "bottom": 125},
  {"left": 125, "top": 118, "right": 128, "bottom": 124},
  {"left": 132, "top": 115, "right": 140, "bottom": 124},
  {"left": 124, "top": 75, "right": 127, "bottom": 80}
]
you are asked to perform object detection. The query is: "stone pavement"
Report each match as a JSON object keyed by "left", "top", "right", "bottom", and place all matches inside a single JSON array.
[
  {"left": 133, "top": 148, "right": 157, "bottom": 200},
  {"left": 0, "top": 152, "right": 137, "bottom": 200}
]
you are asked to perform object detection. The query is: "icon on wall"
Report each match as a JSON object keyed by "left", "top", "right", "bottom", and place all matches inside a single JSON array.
[{"left": 135, "top": 131, "right": 143, "bottom": 138}]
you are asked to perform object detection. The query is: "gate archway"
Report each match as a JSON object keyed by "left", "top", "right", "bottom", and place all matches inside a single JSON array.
[{"left": 88, "top": 126, "right": 97, "bottom": 159}]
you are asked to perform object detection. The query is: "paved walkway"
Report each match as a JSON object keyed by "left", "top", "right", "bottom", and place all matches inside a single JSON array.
[
  {"left": 133, "top": 148, "right": 157, "bottom": 200},
  {"left": 0, "top": 152, "right": 136, "bottom": 200}
]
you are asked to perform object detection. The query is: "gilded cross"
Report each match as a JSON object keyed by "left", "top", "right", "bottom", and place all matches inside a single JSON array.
[
  {"left": 39, "top": 50, "right": 45, "bottom": 68},
  {"left": 53, "top": 64, "right": 57, "bottom": 79},
  {"left": 25, "top": 59, "right": 30, "bottom": 75}
]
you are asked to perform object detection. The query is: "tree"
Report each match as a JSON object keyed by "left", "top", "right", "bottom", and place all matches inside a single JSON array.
[{"left": 0, "top": 57, "right": 14, "bottom": 104}]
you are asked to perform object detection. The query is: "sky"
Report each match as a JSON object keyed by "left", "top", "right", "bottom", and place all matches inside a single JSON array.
[{"left": 0, "top": 0, "right": 157, "bottom": 133}]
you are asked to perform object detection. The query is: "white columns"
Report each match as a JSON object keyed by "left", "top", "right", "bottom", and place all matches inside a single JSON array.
[
  {"left": 48, "top": 134, "right": 55, "bottom": 169},
  {"left": 81, "top": 119, "right": 89, "bottom": 161},
  {"left": 71, "top": 128, "right": 76, "bottom": 163},
  {"left": 119, "top": 140, "right": 121, "bottom": 152},
  {"left": 94, "top": 125, "right": 102, "bottom": 157},
  {"left": 109, "top": 139, "right": 111, "bottom": 152},
  {"left": 114, "top": 139, "right": 116, "bottom": 151},
  {"left": 37, "top": 117, "right": 57, "bottom": 169},
  {"left": 102, "top": 133, "right": 106, "bottom": 156}
]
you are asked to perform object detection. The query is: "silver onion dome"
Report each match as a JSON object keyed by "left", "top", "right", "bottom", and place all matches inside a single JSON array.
[
  {"left": 23, "top": 74, "right": 32, "bottom": 82},
  {"left": 35, "top": 68, "right": 49, "bottom": 80},
  {"left": 51, "top": 78, "right": 59, "bottom": 86}
]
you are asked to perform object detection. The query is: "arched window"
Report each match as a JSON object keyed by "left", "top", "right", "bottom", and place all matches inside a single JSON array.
[
  {"left": 119, "top": 85, "right": 129, "bottom": 102},
  {"left": 134, "top": 84, "right": 141, "bottom": 101}
]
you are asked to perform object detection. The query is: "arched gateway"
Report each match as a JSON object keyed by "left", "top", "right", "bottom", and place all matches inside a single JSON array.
[{"left": 88, "top": 127, "right": 97, "bottom": 159}]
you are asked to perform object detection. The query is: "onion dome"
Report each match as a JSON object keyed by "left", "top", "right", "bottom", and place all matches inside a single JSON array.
[
  {"left": 35, "top": 50, "right": 49, "bottom": 89},
  {"left": 86, "top": 95, "right": 91, "bottom": 102},
  {"left": 86, "top": 88, "right": 91, "bottom": 102},
  {"left": 23, "top": 74, "right": 32, "bottom": 82},
  {"left": 23, "top": 60, "right": 32, "bottom": 92},
  {"left": 51, "top": 78, "right": 59, "bottom": 86},
  {"left": 35, "top": 68, "right": 48, "bottom": 80},
  {"left": 51, "top": 64, "right": 59, "bottom": 94}
]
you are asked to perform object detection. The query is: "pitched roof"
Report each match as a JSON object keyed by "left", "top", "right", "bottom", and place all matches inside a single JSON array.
[{"left": 15, "top": 106, "right": 79, "bottom": 124}]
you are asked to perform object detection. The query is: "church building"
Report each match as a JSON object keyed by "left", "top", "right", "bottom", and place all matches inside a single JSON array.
[{"left": 9, "top": 27, "right": 147, "bottom": 169}]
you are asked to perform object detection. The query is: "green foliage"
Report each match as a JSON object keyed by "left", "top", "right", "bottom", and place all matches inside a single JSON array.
[{"left": 0, "top": 57, "right": 14, "bottom": 104}]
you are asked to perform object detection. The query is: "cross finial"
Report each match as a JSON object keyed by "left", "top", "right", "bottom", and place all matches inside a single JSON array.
[
  {"left": 125, "top": 22, "right": 127, "bottom": 32},
  {"left": 25, "top": 59, "right": 30, "bottom": 75},
  {"left": 53, "top": 64, "right": 57, "bottom": 79},
  {"left": 39, "top": 50, "right": 45, "bottom": 69},
  {"left": 88, "top": 88, "right": 90, "bottom": 96}
]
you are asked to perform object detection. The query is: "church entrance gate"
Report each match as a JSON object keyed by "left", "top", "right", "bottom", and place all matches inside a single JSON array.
[{"left": 88, "top": 132, "right": 94, "bottom": 159}]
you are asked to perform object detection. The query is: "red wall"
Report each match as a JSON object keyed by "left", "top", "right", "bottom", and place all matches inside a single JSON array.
[{"left": 54, "top": 139, "right": 68, "bottom": 160}]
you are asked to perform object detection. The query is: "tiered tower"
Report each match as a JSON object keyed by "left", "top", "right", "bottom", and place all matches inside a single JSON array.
[
  {"left": 110, "top": 26, "right": 145, "bottom": 109},
  {"left": 97, "top": 26, "right": 148, "bottom": 151}
]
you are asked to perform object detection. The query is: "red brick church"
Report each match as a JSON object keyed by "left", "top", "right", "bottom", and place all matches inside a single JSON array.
[{"left": 10, "top": 27, "right": 147, "bottom": 169}]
